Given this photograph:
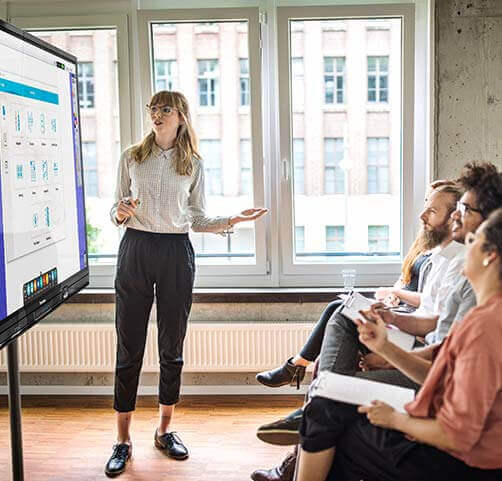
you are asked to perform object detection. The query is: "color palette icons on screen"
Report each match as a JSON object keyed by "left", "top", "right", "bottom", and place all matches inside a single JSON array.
[{"left": 23, "top": 268, "right": 58, "bottom": 303}]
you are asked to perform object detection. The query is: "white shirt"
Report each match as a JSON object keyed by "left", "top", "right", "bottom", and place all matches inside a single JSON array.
[
  {"left": 110, "top": 144, "right": 230, "bottom": 234},
  {"left": 415, "top": 240, "right": 466, "bottom": 317}
]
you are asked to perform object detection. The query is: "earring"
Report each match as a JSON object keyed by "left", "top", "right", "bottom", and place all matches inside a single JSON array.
[{"left": 483, "top": 258, "right": 490, "bottom": 267}]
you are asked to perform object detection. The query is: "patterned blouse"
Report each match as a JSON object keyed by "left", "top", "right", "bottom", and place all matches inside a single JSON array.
[{"left": 110, "top": 143, "right": 231, "bottom": 234}]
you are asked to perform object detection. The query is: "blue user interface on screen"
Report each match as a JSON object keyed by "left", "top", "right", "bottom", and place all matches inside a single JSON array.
[{"left": 0, "top": 29, "right": 86, "bottom": 321}]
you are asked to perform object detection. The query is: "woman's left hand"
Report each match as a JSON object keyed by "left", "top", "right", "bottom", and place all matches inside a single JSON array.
[
  {"left": 231, "top": 208, "right": 268, "bottom": 225},
  {"left": 358, "top": 401, "right": 397, "bottom": 429}
]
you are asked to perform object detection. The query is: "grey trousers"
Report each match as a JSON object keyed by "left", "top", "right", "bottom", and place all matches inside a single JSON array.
[{"left": 318, "top": 307, "right": 420, "bottom": 391}]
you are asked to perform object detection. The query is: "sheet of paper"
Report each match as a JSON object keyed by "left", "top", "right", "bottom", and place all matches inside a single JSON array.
[
  {"left": 310, "top": 371, "right": 415, "bottom": 413},
  {"left": 340, "top": 292, "right": 374, "bottom": 322},
  {"left": 340, "top": 292, "right": 416, "bottom": 351},
  {"left": 387, "top": 326, "right": 416, "bottom": 351}
]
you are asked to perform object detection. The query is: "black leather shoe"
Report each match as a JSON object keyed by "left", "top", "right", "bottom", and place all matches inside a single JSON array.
[
  {"left": 105, "top": 443, "right": 131, "bottom": 477},
  {"left": 256, "top": 408, "right": 303, "bottom": 445},
  {"left": 256, "top": 358, "right": 306, "bottom": 389},
  {"left": 251, "top": 451, "right": 296, "bottom": 481},
  {"left": 154, "top": 430, "right": 189, "bottom": 460}
]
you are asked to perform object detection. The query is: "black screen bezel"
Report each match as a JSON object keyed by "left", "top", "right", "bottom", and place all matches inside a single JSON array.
[{"left": 0, "top": 19, "right": 89, "bottom": 350}]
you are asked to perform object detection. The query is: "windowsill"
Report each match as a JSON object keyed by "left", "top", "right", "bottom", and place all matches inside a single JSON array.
[
  {"left": 67, "top": 287, "right": 378, "bottom": 304},
  {"left": 323, "top": 104, "right": 346, "bottom": 112},
  {"left": 366, "top": 104, "right": 390, "bottom": 112}
]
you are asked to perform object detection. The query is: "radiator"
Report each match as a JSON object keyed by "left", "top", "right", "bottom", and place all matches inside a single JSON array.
[{"left": 0, "top": 323, "right": 312, "bottom": 372}]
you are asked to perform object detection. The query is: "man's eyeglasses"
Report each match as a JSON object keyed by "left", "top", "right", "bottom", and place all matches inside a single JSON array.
[
  {"left": 456, "top": 201, "right": 484, "bottom": 217},
  {"left": 146, "top": 104, "right": 177, "bottom": 116}
]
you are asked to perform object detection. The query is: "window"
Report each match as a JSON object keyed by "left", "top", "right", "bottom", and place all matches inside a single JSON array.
[
  {"left": 284, "top": 13, "right": 405, "bottom": 273},
  {"left": 324, "top": 57, "right": 345, "bottom": 104},
  {"left": 239, "top": 58, "right": 250, "bottom": 106},
  {"left": 198, "top": 59, "right": 219, "bottom": 107},
  {"left": 78, "top": 62, "right": 95, "bottom": 108},
  {"left": 293, "top": 138, "right": 305, "bottom": 195},
  {"left": 292, "top": 57, "right": 304, "bottom": 110},
  {"left": 367, "top": 56, "right": 389, "bottom": 103},
  {"left": 324, "top": 138, "right": 345, "bottom": 194},
  {"left": 155, "top": 59, "right": 177, "bottom": 91},
  {"left": 240, "top": 139, "right": 252, "bottom": 195},
  {"left": 149, "top": 18, "right": 264, "bottom": 272},
  {"left": 199, "top": 140, "right": 222, "bottom": 195},
  {"left": 29, "top": 27, "right": 123, "bottom": 267},
  {"left": 367, "top": 137, "right": 390, "bottom": 194},
  {"left": 326, "top": 226, "right": 345, "bottom": 251},
  {"left": 82, "top": 142, "right": 98, "bottom": 197},
  {"left": 368, "top": 225, "right": 389, "bottom": 252},
  {"left": 295, "top": 226, "right": 305, "bottom": 252}
]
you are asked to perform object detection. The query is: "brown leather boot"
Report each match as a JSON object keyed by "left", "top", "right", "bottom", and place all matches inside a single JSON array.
[{"left": 250, "top": 451, "right": 296, "bottom": 481}]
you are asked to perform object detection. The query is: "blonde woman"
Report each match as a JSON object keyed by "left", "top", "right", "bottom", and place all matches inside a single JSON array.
[{"left": 105, "top": 91, "right": 267, "bottom": 477}]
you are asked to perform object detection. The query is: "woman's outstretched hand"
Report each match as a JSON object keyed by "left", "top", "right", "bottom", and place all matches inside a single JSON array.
[{"left": 230, "top": 208, "right": 268, "bottom": 225}]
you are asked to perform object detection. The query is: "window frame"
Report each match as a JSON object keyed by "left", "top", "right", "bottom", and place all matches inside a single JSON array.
[
  {"left": 277, "top": 4, "right": 417, "bottom": 287},
  {"left": 11, "top": 13, "right": 134, "bottom": 289},
  {"left": 137, "top": 8, "right": 269, "bottom": 285}
]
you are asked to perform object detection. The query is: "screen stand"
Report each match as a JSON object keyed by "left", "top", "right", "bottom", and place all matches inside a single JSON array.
[{"left": 7, "top": 339, "right": 24, "bottom": 481}]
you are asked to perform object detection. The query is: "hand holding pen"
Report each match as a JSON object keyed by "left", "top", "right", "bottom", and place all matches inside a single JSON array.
[
  {"left": 355, "top": 308, "right": 389, "bottom": 354},
  {"left": 116, "top": 197, "right": 140, "bottom": 223}
]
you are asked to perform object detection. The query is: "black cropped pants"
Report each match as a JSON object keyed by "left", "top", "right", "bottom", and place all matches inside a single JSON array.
[{"left": 113, "top": 228, "right": 195, "bottom": 413}]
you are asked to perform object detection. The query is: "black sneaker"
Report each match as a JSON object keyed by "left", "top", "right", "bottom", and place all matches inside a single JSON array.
[
  {"left": 105, "top": 443, "right": 131, "bottom": 477},
  {"left": 154, "top": 429, "right": 189, "bottom": 460},
  {"left": 256, "top": 408, "right": 303, "bottom": 445},
  {"left": 256, "top": 358, "right": 306, "bottom": 389}
]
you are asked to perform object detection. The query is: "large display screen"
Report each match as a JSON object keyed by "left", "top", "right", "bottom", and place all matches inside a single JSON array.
[{"left": 0, "top": 20, "right": 88, "bottom": 349}]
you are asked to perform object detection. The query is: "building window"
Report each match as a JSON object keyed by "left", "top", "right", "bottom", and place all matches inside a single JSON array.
[
  {"left": 293, "top": 138, "right": 305, "bottom": 195},
  {"left": 82, "top": 142, "right": 98, "bottom": 197},
  {"left": 239, "top": 58, "right": 250, "bottom": 106},
  {"left": 291, "top": 57, "right": 304, "bottom": 110},
  {"left": 240, "top": 139, "right": 252, "bottom": 195},
  {"left": 155, "top": 59, "right": 177, "bottom": 92},
  {"left": 368, "top": 225, "right": 389, "bottom": 252},
  {"left": 324, "top": 138, "right": 345, "bottom": 194},
  {"left": 295, "top": 226, "right": 305, "bottom": 252},
  {"left": 200, "top": 139, "right": 222, "bottom": 195},
  {"left": 198, "top": 59, "right": 219, "bottom": 107},
  {"left": 78, "top": 62, "right": 94, "bottom": 108},
  {"left": 324, "top": 57, "right": 345, "bottom": 104},
  {"left": 367, "top": 56, "right": 389, "bottom": 103},
  {"left": 326, "top": 226, "right": 345, "bottom": 251},
  {"left": 367, "top": 137, "right": 389, "bottom": 194}
]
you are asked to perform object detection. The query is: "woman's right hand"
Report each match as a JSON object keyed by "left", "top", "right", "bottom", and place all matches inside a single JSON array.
[
  {"left": 355, "top": 308, "right": 389, "bottom": 354},
  {"left": 116, "top": 197, "right": 139, "bottom": 223}
]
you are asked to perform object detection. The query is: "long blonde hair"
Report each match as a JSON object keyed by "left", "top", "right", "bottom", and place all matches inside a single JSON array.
[{"left": 130, "top": 91, "right": 201, "bottom": 176}]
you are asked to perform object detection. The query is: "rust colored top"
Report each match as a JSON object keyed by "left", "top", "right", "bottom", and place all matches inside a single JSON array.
[{"left": 406, "top": 293, "right": 502, "bottom": 469}]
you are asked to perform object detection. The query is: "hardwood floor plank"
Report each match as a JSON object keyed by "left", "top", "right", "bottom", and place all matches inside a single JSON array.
[{"left": 0, "top": 395, "right": 303, "bottom": 481}]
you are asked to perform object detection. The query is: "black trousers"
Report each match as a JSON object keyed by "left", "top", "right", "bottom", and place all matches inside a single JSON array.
[
  {"left": 300, "top": 397, "right": 502, "bottom": 481},
  {"left": 299, "top": 300, "right": 342, "bottom": 362},
  {"left": 113, "top": 228, "right": 195, "bottom": 412}
]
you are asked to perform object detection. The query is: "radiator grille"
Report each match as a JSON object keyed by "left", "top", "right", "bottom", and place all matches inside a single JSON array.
[{"left": 0, "top": 323, "right": 312, "bottom": 372}]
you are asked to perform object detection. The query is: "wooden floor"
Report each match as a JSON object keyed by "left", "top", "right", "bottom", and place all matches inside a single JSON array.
[{"left": 0, "top": 395, "right": 303, "bottom": 481}]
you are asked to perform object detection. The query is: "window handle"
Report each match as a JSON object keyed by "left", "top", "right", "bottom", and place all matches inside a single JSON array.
[{"left": 282, "top": 157, "right": 290, "bottom": 181}]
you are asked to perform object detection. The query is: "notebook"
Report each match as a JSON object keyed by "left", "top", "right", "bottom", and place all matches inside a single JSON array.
[
  {"left": 309, "top": 370, "right": 415, "bottom": 413},
  {"left": 339, "top": 291, "right": 416, "bottom": 351}
]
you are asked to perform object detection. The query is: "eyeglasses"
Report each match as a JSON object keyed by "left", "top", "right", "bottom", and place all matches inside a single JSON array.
[
  {"left": 456, "top": 201, "right": 483, "bottom": 217},
  {"left": 146, "top": 104, "right": 177, "bottom": 116}
]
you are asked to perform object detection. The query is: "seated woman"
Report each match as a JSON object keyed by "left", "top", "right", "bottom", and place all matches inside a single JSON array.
[{"left": 295, "top": 208, "right": 502, "bottom": 481}]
